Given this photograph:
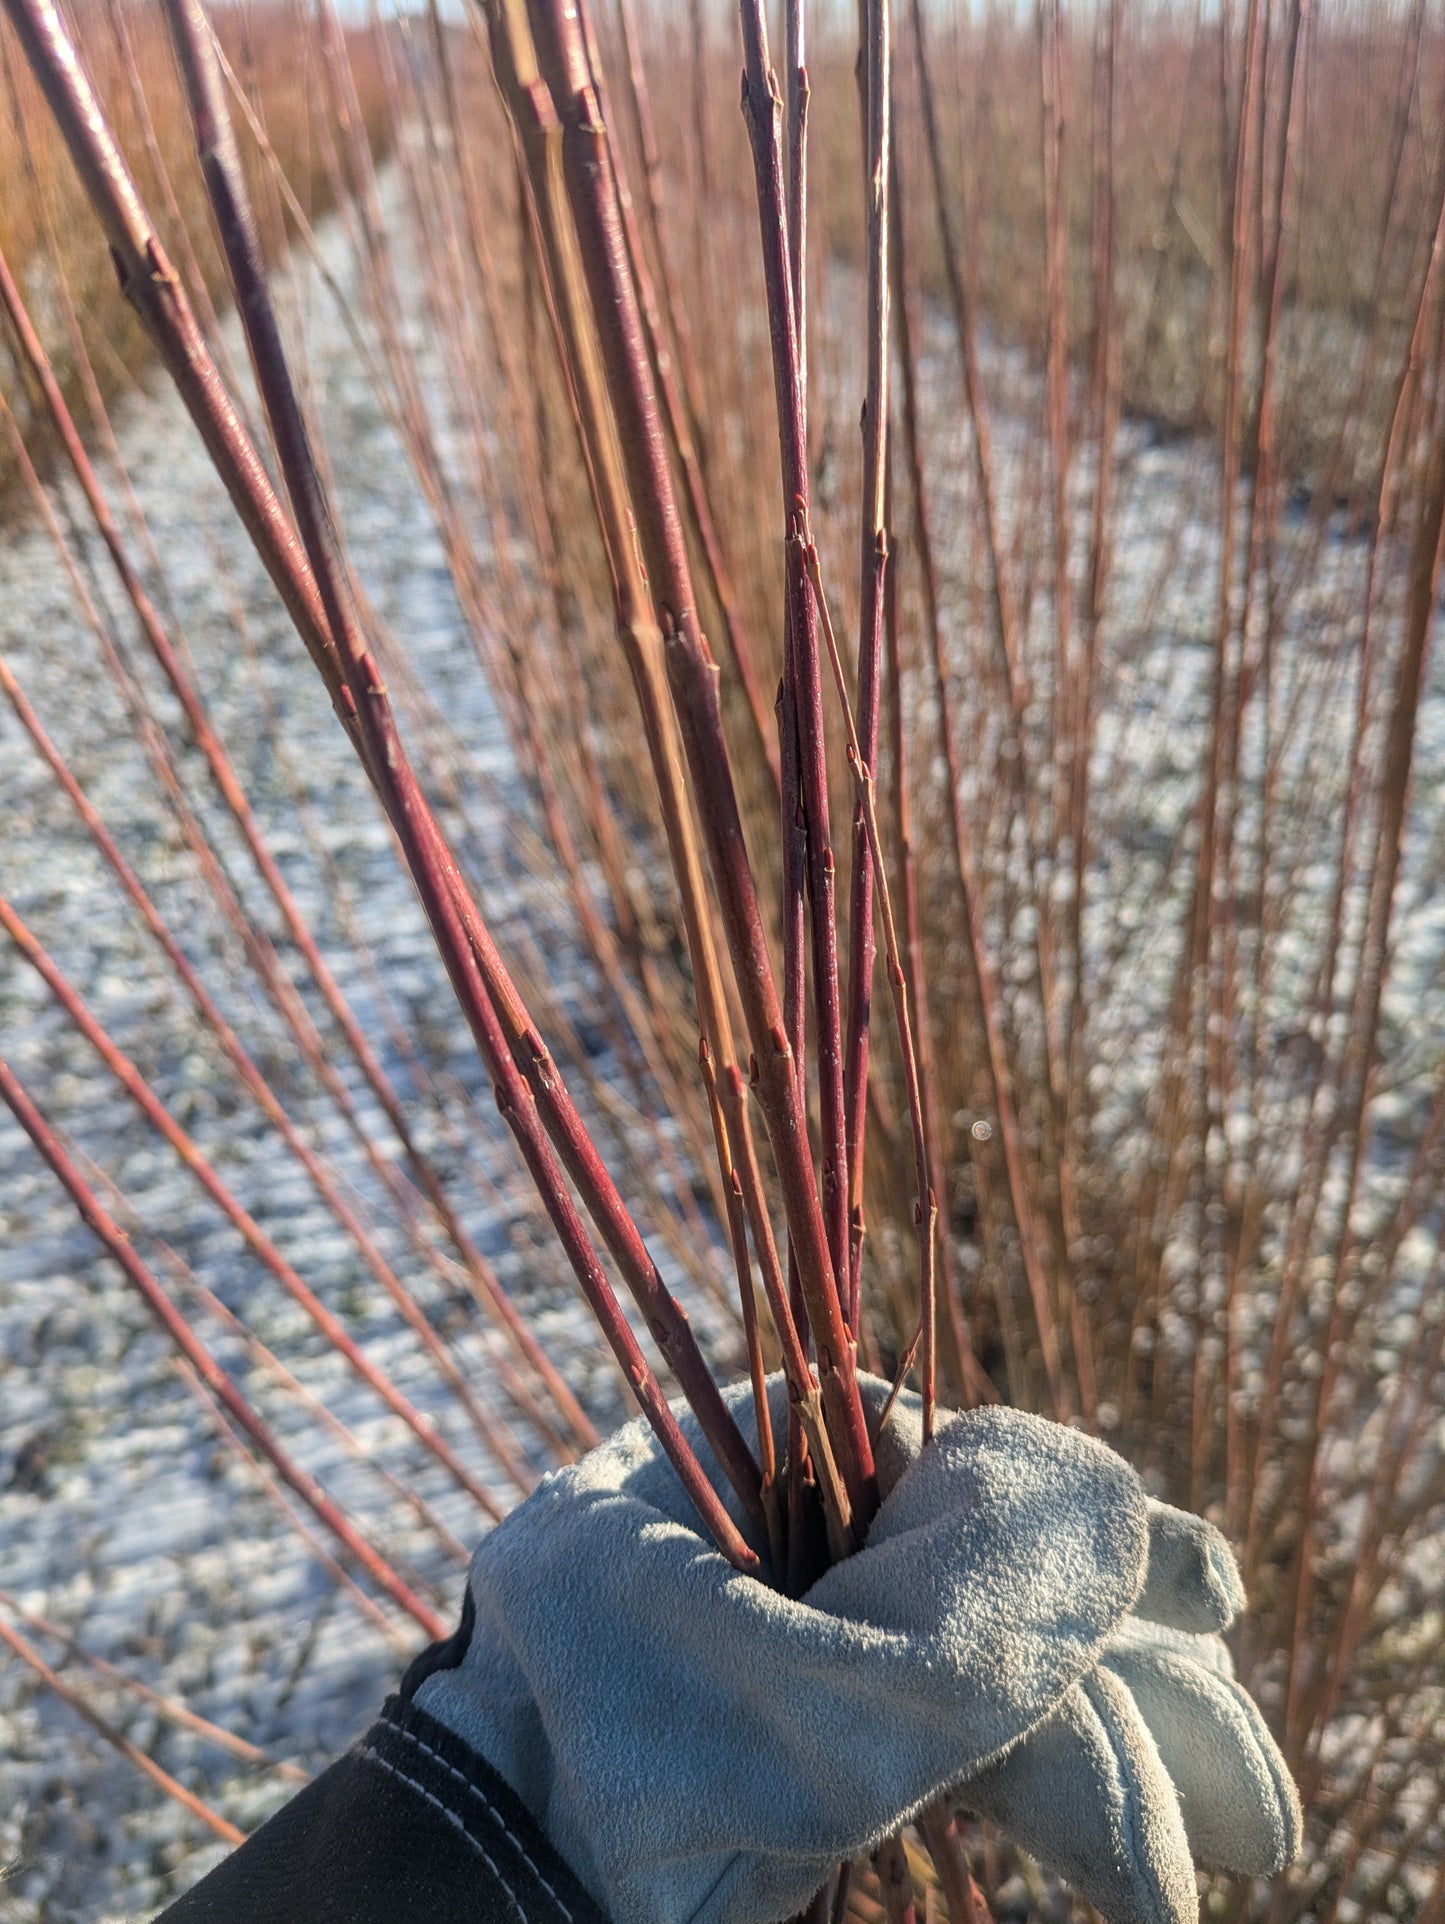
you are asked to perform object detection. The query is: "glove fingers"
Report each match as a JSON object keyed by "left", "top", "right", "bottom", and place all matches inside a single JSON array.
[
  {"left": 1136, "top": 1502, "right": 1246, "bottom": 1634},
  {"left": 1104, "top": 1641, "right": 1303, "bottom": 1874},
  {"left": 960, "top": 1669, "right": 1199, "bottom": 1924}
]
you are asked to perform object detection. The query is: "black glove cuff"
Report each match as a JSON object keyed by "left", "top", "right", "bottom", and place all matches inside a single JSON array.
[{"left": 155, "top": 1691, "right": 608, "bottom": 1924}]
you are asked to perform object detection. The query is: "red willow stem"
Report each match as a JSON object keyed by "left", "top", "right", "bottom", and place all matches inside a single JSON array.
[
  {"left": 152, "top": 0, "right": 764, "bottom": 1572},
  {"left": 0, "top": 890, "right": 505, "bottom": 1520},
  {"left": 174, "top": 1262, "right": 473, "bottom": 1569},
  {"left": 177, "top": 1354, "right": 416, "bottom": 1655},
  {"left": 737, "top": 0, "right": 853, "bottom": 1313},
  {"left": 3, "top": 0, "right": 759, "bottom": 1571},
  {"left": 841, "top": 0, "right": 891, "bottom": 1327},
  {"left": 0, "top": 1613, "right": 247, "bottom": 1845},
  {"left": 0, "top": 1058, "right": 449, "bottom": 1640},
  {"left": 498, "top": 0, "right": 876, "bottom": 1521}
]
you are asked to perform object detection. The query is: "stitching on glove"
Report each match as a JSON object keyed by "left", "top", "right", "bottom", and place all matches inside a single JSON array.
[
  {"left": 359, "top": 1744, "right": 528, "bottom": 1923},
  {"left": 377, "top": 1713, "right": 576, "bottom": 1923}
]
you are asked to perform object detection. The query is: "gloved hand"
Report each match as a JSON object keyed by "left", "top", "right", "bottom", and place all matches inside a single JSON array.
[
  {"left": 413, "top": 1375, "right": 1300, "bottom": 1924},
  {"left": 877, "top": 1394, "right": 1303, "bottom": 1924}
]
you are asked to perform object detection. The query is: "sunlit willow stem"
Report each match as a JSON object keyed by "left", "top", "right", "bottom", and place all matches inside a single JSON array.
[
  {"left": 482, "top": 0, "right": 878, "bottom": 1532},
  {"left": 474, "top": 0, "right": 798, "bottom": 1524},
  {"left": 606, "top": 0, "right": 780, "bottom": 789},
  {"left": 5, "top": 0, "right": 762, "bottom": 1575}
]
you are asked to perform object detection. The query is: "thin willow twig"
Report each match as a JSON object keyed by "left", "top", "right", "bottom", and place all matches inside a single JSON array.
[
  {"left": 0, "top": 1614, "right": 246, "bottom": 1844},
  {"left": 0, "top": 1589, "right": 310, "bottom": 1784}
]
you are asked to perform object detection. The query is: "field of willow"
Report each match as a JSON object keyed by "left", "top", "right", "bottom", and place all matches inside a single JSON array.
[{"left": 0, "top": 0, "right": 1442, "bottom": 1918}]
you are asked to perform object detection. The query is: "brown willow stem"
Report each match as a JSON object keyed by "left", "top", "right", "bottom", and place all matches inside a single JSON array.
[
  {"left": 0, "top": 1613, "right": 246, "bottom": 1844},
  {"left": 492, "top": 0, "right": 875, "bottom": 1519},
  {"left": 907, "top": 0, "right": 1024, "bottom": 728},
  {"left": 841, "top": 0, "right": 891, "bottom": 1327},
  {"left": 0, "top": 1059, "right": 449, "bottom": 1639},
  {"left": 152, "top": 0, "right": 762, "bottom": 1571},
  {"left": 806, "top": 538, "right": 936, "bottom": 1439}
]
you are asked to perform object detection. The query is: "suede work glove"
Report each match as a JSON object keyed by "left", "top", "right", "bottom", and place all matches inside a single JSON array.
[
  {"left": 878, "top": 1402, "right": 1303, "bottom": 1924},
  {"left": 414, "top": 1376, "right": 1300, "bottom": 1924}
]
